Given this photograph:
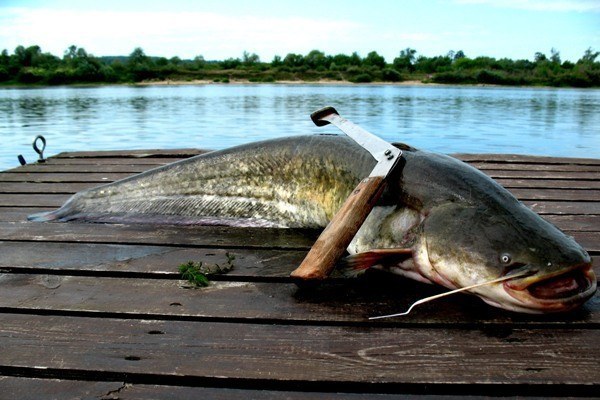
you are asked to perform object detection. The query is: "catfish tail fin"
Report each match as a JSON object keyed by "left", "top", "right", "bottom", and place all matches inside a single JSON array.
[{"left": 27, "top": 198, "right": 79, "bottom": 222}]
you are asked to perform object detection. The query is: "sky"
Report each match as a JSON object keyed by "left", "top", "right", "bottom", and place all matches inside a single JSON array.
[{"left": 0, "top": 0, "right": 598, "bottom": 63}]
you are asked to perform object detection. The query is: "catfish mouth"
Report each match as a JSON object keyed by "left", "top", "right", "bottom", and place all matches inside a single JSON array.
[{"left": 503, "top": 263, "right": 597, "bottom": 312}]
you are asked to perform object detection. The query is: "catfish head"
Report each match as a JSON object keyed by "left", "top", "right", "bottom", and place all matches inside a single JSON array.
[{"left": 423, "top": 201, "right": 596, "bottom": 313}]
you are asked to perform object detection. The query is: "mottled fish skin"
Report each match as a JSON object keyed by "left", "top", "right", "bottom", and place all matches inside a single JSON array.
[
  {"left": 29, "top": 134, "right": 596, "bottom": 313},
  {"left": 29, "top": 135, "right": 376, "bottom": 228}
]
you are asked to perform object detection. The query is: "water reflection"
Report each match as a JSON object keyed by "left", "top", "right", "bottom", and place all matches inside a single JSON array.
[{"left": 0, "top": 84, "right": 598, "bottom": 170}]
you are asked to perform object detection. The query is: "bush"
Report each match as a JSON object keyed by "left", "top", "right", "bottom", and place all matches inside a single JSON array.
[
  {"left": 382, "top": 68, "right": 403, "bottom": 82},
  {"left": 476, "top": 69, "right": 506, "bottom": 84},
  {"left": 0, "top": 66, "right": 11, "bottom": 82},
  {"left": 351, "top": 73, "right": 372, "bottom": 83},
  {"left": 431, "top": 71, "right": 475, "bottom": 84},
  {"left": 17, "top": 67, "right": 46, "bottom": 83}
]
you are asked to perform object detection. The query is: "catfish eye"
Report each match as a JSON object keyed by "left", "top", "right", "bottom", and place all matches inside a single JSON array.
[{"left": 500, "top": 254, "right": 511, "bottom": 264}]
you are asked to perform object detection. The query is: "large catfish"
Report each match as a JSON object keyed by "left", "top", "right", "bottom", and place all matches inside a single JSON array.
[{"left": 29, "top": 135, "right": 596, "bottom": 313}]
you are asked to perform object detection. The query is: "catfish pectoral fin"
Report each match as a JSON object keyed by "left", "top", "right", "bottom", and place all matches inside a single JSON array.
[{"left": 338, "top": 248, "right": 413, "bottom": 277}]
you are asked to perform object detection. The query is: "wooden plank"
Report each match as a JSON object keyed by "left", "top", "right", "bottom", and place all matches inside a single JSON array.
[
  {"left": 0, "top": 172, "right": 131, "bottom": 183},
  {"left": 0, "top": 313, "right": 598, "bottom": 391},
  {"left": 49, "top": 150, "right": 600, "bottom": 166},
  {"left": 0, "top": 182, "right": 95, "bottom": 194},
  {"left": 495, "top": 179, "right": 600, "bottom": 190},
  {"left": 0, "top": 273, "right": 597, "bottom": 325},
  {"left": 8, "top": 163, "right": 160, "bottom": 174},
  {"left": 0, "top": 377, "right": 446, "bottom": 400},
  {"left": 8, "top": 209, "right": 597, "bottom": 234},
  {"left": 0, "top": 222, "right": 316, "bottom": 250},
  {"left": 13, "top": 160, "right": 598, "bottom": 175},
  {"left": 523, "top": 201, "right": 600, "bottom": 215},
  {"left": 0, "top": 241, "right": 303, "bottom": 278},
  {"left": 0, "top": 377, "right": 122, "bottom": 400},
  {"left": 31, "top": 156, "right": 191, "bottom": 165},
  {"left": 0, "top": 194, "right": 71, "bottom": 207},
  {"left": 470, "top": 162, "right": 600, "bottom": 172},
  {"left": 481, "top": 170, "right": 599, "bottom": 180},
  {"left": 0, "top": 240, "right": 596, "bottom": 277},
  {"left": 542, "top": 215, "right": 600, "bottom": 232},
  {"left": 454, "top": 153, "right": 600, "bottom": 165},
  {"left": 507, "top": 188, "right": 600, "bottom": 202},
  {"left": 0, "top": 207, "right": 47, "bottom": 222},
  {"left": 53, "top": 149, "right": 205, "bottom": 158},
  {"left": 1, "top": 221, "right": 598, "bottom": 252}
]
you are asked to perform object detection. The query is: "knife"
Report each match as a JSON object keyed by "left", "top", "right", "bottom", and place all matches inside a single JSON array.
[{"left": 290, "top": 106, "right": 402, "bottom": 281}]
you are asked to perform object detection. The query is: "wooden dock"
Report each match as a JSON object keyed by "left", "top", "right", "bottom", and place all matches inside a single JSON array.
[{"left": 0, "top": 149, "right": 598, "bottom": 398}]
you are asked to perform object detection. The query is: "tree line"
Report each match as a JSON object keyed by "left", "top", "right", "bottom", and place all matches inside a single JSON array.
[{"left": 1, "top": 44, "right": 599, "bottom": 87}]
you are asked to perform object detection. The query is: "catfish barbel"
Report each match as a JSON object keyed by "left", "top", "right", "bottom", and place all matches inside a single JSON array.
[{"left": 29, "top": 135, "right": 596, "bottom": 313}]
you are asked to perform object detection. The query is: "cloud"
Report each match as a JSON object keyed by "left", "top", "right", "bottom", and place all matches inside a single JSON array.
[
  {"left": 455, "top": 0, "right": 600, "bottom": 12},
  {"left": 0, "top": 7, "right": 363, "bottom": 59}
]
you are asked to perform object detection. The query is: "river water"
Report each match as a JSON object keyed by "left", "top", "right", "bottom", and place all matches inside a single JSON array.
[{"left": 0, "top": 84, "right": 598, "bottom": 171}]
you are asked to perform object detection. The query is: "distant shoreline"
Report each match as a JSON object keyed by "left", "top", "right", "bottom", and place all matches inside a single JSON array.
[
  {"left": 134, "top": 78, "right": 438, "bottom": 86},
  {"left": 2, "top": 78, "right": 597, "bottom": 90},
  {"left": 2, "top": 79, "right": 596, "bottom": 90}
]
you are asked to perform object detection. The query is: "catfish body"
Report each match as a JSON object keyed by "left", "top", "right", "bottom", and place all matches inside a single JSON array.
[{"left": 30, "top": 135, "right": 596, "bottom": 313}]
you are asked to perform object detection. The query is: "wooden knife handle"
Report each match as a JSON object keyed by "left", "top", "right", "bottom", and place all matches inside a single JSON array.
[{"left": 290, "top": 176, "right": 386, "bottom": 281}]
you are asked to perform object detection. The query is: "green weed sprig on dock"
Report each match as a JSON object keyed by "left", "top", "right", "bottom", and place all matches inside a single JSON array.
[{"left": 178, "top": 252, "right": 236, "bottom": 288}]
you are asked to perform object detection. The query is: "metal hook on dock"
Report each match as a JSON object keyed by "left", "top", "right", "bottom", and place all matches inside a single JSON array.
[
  {"left": 17, "top": 135, "right": 48, "bottom": 165},
  {"left": 33, "top": 135, "right": 47, "bottom": 163}
]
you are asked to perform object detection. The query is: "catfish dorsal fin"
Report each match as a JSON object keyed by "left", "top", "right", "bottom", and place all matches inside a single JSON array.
[{"left": 338, "top": 248, "right": 412, "bottom": 277}]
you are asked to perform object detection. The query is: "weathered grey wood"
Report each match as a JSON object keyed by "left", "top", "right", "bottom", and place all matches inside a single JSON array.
[
  {"left": 495, "top": 179, "right": 600, "bottom": 190},
  {"left": 507, "top": 188, "right": 600, "bottom": 201},
  {"left": 0, "top": 194, "right": 71, "bottom": 207},
  {"left": 469, "top": 162, "right": 600, "bottom": 172},
  {"left": 33, "top": 156, "right": 189, "bottom": 165},
  {"left": 0, "top": 376, "right": 122, "bottom": 400},
  {"left": 53, "top": 149, "right": 205, "bottom": 158},
  {"left": 0, "top": 273, "right": 597, "bottom": 325},
  {"left": 0, "top": 241, "right": 303, "bottom": 277},
  {"left": 0, "top": 313, "right": 598, "bottom": 388},
  {"left": 8, "top": 163, "right": 161, "bottom": 174},
  {"left": 0, "top": 182, "right": 96, "bottom": 194},
  {"left": 51, "top": 149, "right": 600, "bottom": 166},
  {"left": 1, "top": 221, "right": 597, "bottom": 251},
  {"left": 480, "top": 169, "right": 599, "bottom": 180},
  {"left": 523, "top": 200, "right": 600, "bottom": 215},
  {"left": 0, "top": 150, "right": 598, "bottom": 397},
  {"left": 0, "top": 240, "right": 596, "bottom": 278},
  {"left": 454, "top": 153, "right": 600, "bottom": 165},
  {"left": 0, "top": 172, "right": 132, "bottom": 183},
  {"left": 12, "top": 160, "right": 599, "bottom": 175},
  {"left": 0, "top": 221, "right": 316, "bottom": 250},
  {"left": 0, "top": 377, "right": 464, "bottom": 400},
  {"left": 542, "top": 214, "right": 600, "bottom": 232},
  {"left": 0, "top": 207, "right": 47, "bottom": 222}
]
